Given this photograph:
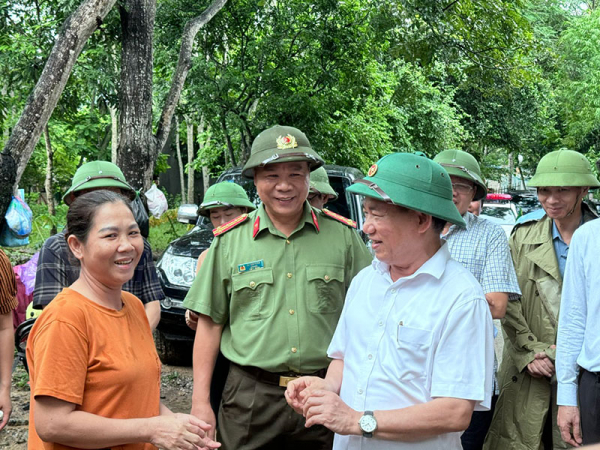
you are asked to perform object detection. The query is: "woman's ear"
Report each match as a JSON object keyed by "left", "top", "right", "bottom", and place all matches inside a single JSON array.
[{"left": 67, "top": 235, "right": 85, "bottom": 261}]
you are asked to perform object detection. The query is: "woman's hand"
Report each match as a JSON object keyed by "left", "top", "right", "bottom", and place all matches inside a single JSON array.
[
  {"left": 185, "top": 310, "right": 199, "bottom": 331},
  {"left": 149, "top": 413, "right": 220, "bottom": 450}
]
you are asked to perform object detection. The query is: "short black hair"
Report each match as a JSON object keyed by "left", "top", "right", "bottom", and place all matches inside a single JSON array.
[{"left": 65, "top": 190, "right": 133, "bottom": 243}]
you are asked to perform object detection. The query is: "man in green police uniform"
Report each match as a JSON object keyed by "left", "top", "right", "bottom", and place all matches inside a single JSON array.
[{"left": 183, "top": 125, "right": 372, "bottom": 450}]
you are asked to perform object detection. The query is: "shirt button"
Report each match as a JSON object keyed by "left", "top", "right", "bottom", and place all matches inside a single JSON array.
[
  {"left": 286, "top": 239, "right": 291, "bottom": 244},
  {"left": 287, "top": 273, "right": 293, "bottom": 278},
  {"left": 289, "top": 309, "right": 295, "bottom": 315},
  {"left": 249, "top": 281, "right": 256, "bottom": 288},
  {"left": 391, "top": 288, "right": 397, "bottom": 294},
  {"left": 358, "top": 388, "right": 363, "bottom": 394},
  {"left": 324, "top": 275, "right": 330, "bottom": 281},
  {"left": 291, "top": 347, "right": 297, "bottom": 353},
  {"left": 378, "top": 321, "right": 383, "bottom": 327},
  {"left": 368, "top": 354, "right": 373, "bottom": 360}
]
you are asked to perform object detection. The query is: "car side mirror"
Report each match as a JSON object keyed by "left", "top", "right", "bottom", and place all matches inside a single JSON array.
[{"left": 177, "top": 204, "right": 199, "bottom": 224}]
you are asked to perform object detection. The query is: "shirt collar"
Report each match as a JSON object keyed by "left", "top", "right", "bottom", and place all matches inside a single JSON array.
[
  {"left": 442, "top": 211, "right": 472, "bottom": 238},
  {"left": 254, "top": 201, "right": 318, "bottom": 239},
  {"left": 551, "top": 220, "right": 564, "bottom": 244},
  {"left": 371, "top": 240, "right": 451, "bottom": 283}
]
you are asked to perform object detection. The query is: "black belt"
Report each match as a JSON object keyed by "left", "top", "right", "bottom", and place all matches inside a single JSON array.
[{"left": 232, "top": 363, "right": 327, "bottom": 387}]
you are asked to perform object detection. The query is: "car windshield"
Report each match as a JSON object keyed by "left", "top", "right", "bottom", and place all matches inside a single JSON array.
[{"left": 480, "top": 206, "right": 516, "bottom": 225}]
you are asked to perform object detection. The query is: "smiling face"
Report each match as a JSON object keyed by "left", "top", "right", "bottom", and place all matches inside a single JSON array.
[
  {"left": 208, "top": 206, "right": 246, "bottom": 227},
  {"left": 254, "top": 161, "right": 310, "bottom": 222},
  {"left": 537, "top": 186, "right": 588, "bottom": 220},
  {"left": 68, "top": 201, "right": 144, "bottom": 290},
  {"left": 361, "top": 198, "right": 422, "bottom": 266}
]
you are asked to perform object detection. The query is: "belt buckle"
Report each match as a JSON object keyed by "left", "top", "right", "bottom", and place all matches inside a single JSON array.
[{"left": 279, "top": 375, "right": 298, "bottom": 387}]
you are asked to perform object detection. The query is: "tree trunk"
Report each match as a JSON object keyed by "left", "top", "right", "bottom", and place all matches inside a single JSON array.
[
  {"left": 0, "top": 152, "right": 16, "bottom": 220},
  {"left": 116, "top": 0, "right": 157, "bottom": 191},
  {"left": 202, "top": 166, "right": 210, "bottom": 196},
  {"left": 186, "top": 118, "right": 195, "bottom": 204},
  {"left": 0, "top": 0, "right": 117, "bottom": 216},
  {"left": 174, "top": 116, "right": 186, "bottom": 203},
  {"left": 109, "top": 103, "right": 119, "bottom": 164},
  {"left": 43, "top": 125, "right": 57, "bottom": 235},
  {"left": 220, "top": 113, "right": 237, "bottom": 166}
]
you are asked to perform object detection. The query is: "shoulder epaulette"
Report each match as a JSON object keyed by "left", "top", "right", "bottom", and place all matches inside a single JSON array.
[
  {"left": 322, "top": 209, "right": 357, "bottom": 228},
  {"left": 213, "top": 214, "right": 249, "bottom": 237}
]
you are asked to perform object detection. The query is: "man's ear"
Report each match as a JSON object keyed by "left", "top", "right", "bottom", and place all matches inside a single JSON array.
[
  {"left": 67, "top": 235, "right": 84, "bottom": 261},
  {"left": 415, "top": 211, "right": 433, "bottom": 234}
]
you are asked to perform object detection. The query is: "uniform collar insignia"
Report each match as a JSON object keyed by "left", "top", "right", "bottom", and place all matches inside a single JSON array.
[
  {"left": 253, "top": 216, "right": 260, "bottom": 239},
  {"left": 311, "top": 210, "right": 320, "bottom": 232}
]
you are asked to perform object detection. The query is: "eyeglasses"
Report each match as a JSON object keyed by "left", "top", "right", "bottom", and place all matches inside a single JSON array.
[{"left": 451, "top": 182, "right": 475, "bottom": 195}]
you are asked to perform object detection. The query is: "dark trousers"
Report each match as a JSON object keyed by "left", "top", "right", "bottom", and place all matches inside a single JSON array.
[
  {"left": 218, "top": 363, "right": 333, "bottom": 450},
  {"left": 461, "top": 395, "right": 498, "bottom": 450},
  {"left": 579, "top": 369, "right": 600, "bottom": 445}
]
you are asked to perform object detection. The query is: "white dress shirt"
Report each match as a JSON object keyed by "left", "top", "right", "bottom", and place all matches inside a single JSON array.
[
  {"left": 557, "top": 218, "right": 600, "bottom": 406},
  {"left": 328, "top": 243, "right": 494, "bottom": 450}
]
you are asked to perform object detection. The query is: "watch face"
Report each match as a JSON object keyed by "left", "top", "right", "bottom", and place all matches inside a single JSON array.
[{"left": 360, "top": 414, "right": 377, "bottom": 433}]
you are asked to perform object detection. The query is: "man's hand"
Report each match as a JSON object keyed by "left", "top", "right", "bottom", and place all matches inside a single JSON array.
[
  {"left": 149, "top": 413, "right": 220, "bottom": 450},
  {"left": 302, "top": 390, "right": 361, "bottom": 435},
  {"left": 0, "top": 389, "right": 10, "bottom": 431},
  {"left": 190, "top": 402, "right": 217, "bottom": 443},
  {"left": 285, "top": 376, "right": 331, "bottom": 414},
  {"left": 527, "top": 352, "right": 555, "bottom": 378},
  {"left": 558, "top": 405, "right": 582, "bottom": 447}
]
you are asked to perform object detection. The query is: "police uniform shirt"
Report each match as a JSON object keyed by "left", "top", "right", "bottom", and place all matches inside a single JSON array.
[{"left": 183, "top": 202, "right": 372, "bottom": 373}]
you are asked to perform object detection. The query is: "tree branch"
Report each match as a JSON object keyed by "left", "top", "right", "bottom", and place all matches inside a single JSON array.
[{"left": 155, "top": 0, "right": 228, "bottom": 153}]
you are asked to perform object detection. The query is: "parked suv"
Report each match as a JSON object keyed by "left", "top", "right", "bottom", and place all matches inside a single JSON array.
[{"left": 155, "top": 165, "right": 366, "bottom": 364}]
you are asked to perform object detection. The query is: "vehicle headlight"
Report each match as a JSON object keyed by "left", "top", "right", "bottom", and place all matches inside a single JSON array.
[{"left": 158, "top": 248, "right": 197, "bottom": 287}]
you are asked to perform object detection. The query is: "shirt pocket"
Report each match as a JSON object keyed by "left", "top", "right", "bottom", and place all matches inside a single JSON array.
[
  {"left": 395, "top": 324, "right": 432, "bottom": 381},
  {"left": 231, "top": 269, "right": 274, "bottom": 321},
  {"left": 306, "top": 264, "right": 345, "bottom": 314}
]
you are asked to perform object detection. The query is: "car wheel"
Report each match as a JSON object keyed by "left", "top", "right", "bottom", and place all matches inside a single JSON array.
[{"left": 153, "top": 329, "right": 193, "bottom": 366}]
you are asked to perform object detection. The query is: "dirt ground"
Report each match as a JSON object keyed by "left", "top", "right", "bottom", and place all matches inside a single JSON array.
[{"left": 1, "top": 361, "right": 194, "bottom": 449}]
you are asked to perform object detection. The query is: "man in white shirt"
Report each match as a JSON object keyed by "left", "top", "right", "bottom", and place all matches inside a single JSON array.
[
  {"left": 556, "top": 218, "right": 600, "bottom": 447},
  {"left": 285, "top": 152, "right": 495, "bottom": 449}
]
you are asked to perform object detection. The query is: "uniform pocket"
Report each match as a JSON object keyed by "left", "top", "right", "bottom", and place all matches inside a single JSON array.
[
  {"left": 306, "top": 265, "right": 345, "bottom": 314},
  {"left": 231, "top": 269, "right": 274, "bottom": 321},
  {"left": 395, "top": 324, "right": 432, "bottom": 381}
]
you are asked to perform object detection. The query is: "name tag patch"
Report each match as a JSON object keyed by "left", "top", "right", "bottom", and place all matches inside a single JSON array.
[{"left": 238, "top": 260, "right": 265, "bottom": 273}]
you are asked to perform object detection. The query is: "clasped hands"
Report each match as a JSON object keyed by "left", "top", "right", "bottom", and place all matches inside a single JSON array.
[
  {"left": 284, "top": 377, "right": 361, "bottom": 435},
  {"left": 526, "top": 345, "right": 556, "bottom": 378}
]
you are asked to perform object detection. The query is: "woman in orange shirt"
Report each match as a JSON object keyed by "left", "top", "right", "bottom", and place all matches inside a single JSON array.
[{"left": 27, "top": 190, "right": 220, "bottom": 450}]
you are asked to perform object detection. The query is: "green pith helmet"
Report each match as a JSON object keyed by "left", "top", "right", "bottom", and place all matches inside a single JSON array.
[
  {"left": 433, "top": 149, "right": 487, "bottom": 201},
  {"left": 528, "top": 149, "right": 600, "bottom": 188},
  {"left": 198, "top": 182, "right": 256, "bottom": 217},
  {"left": 347, "top": 153, "right": 465, "bottom": 226},
  {"left": 241, "top": 125, "right": 324, "bottom": 178},
  {"left": 63, "top": 161, "right": 135, "bottom": 205},
  {"left": 309, "top": 167, "right": 338, "bottom": 199}
]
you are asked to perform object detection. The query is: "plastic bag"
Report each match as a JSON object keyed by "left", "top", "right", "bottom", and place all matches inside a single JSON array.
[
  {"left": 145, "top": 184, "right": 168, "bottom": 218},
  {"left": 132, "top": 192, "right": 150, "bottom": 238},
  {"left": 5, "top": 195, "right": 32, "bottom": 238},
  {"left": 0, "top": 222, "right": 29, "bottom": 247},
  {"left": 13, "top": 252, "right": 39, "bottom": 296}
]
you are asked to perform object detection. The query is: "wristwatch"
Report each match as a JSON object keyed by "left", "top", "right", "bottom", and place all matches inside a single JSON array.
[{"left": 358, "top": 410, "right": 377, "bottom": 438}]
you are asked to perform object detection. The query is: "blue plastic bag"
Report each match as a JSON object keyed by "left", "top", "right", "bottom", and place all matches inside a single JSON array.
[{"left": 5, "top": 196, "right": 32, "bottom": 238}]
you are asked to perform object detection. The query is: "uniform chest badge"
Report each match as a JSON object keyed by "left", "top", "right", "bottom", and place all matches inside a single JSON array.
[{"left": 238, "top": 260, "right": 265, "bottom": 273}]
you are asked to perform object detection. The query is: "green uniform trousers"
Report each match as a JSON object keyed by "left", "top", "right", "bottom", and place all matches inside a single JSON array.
[{"left": 218, "top": 363, "right": 333, "bottom": 450}]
